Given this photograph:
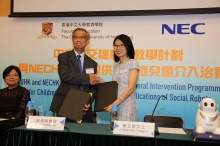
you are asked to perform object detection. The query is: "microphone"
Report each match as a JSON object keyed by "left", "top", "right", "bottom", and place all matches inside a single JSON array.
[{"left": 150, "top": 95, "right": 167, "bottom": 135}]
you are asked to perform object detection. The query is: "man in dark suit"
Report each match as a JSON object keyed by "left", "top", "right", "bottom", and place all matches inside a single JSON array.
[{"left": 50, "top": 28, "right": 97, "bottom": 123}]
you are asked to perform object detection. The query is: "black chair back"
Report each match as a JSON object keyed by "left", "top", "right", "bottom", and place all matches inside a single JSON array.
[{"left": 144, "top": 115, "right": 184, "bottom": 128}]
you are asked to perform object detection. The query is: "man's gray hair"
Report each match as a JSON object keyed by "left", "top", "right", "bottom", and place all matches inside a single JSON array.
[{"left": 72, "top": 28, "right": 90, "bottom": 40}]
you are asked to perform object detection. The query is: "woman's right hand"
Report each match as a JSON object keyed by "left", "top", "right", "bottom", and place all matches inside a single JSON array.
[
  {"left": 103, "top": 104, "right": 113, "bottom": 112},
  {"left": 96, "top": 76, "right": 105, "bottom": 83}
]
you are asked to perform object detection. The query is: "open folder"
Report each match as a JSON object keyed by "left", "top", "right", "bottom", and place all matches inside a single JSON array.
[
  {"left": 57, "top": 88, "right": 91, "bottom": 122},
  {"left": 94, "top": 81, "right": 118, "bottom": 112}
]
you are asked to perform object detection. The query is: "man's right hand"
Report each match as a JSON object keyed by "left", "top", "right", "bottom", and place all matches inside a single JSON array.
[{"left": 89, "top": 74, "right": 97, "bottom": 85}]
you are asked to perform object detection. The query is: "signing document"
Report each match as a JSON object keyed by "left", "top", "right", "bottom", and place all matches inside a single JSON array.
[{"left": 158, "top": 127, "right": 187, "bottom": 135}]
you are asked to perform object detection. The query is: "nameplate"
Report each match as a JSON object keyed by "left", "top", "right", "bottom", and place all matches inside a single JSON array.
[
  {"left": 113, "top": 121, "right": 155, "bottom": 137},
  {"left": 27, "top": 116, "right": 66, "bottom": 130}
]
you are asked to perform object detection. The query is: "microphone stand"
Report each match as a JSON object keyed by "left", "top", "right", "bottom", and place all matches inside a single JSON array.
[{"left": 151, "top": 95, "right": 167, "bottom": 136}]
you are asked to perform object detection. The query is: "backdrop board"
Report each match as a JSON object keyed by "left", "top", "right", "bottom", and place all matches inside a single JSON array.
[
  {"left": 0, "top": 13, "right": 220, "bottom": 129},
  {"left": 10, "top": 0, "right": 220, "bottom": 17}
]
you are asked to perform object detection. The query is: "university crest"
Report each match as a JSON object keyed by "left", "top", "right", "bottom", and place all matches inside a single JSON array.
[
  {"left": 42, "top": 22, "right": 53, "bottom": 35},
  {"left": 37, "top": 22, "right": 57, "bottom": 39}
]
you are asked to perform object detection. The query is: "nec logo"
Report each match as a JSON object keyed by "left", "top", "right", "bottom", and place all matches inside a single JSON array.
[{"left": 162, "top": 23, "right": 205, "bottom": 35}]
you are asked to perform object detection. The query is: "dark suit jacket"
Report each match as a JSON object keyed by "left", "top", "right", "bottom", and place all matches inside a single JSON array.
[{"left": 50, "top": 50, "right": 97, "bottom": 123}]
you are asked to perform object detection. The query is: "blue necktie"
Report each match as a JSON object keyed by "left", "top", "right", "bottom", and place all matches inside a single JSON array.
[{"left": 77, "top": 55, "right": 83, "bottom": 90}]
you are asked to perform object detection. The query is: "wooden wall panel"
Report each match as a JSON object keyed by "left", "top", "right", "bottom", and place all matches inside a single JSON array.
[{"left": 0, "top": 0, "right": 10, "bottom": 17}]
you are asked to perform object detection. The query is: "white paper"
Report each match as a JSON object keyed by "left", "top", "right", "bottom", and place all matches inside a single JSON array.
[
  {"left": 158, "top": 127, "right": 187, "bottom": 135},
  {"left": 0, "top": 118, "right": 9, "bottom": 121}
]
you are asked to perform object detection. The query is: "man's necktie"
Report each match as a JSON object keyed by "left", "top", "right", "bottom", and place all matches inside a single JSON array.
[{"left": 77, "top": 55, "right": 83, "bottom": 90}]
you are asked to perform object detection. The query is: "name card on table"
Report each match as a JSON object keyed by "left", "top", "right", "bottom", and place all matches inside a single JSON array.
[
  {"left": 27, "top": 116, "right": 66, "bottom": 130},
  {"left": 113, "top": 121, "right": 155, "bottom": 137}
]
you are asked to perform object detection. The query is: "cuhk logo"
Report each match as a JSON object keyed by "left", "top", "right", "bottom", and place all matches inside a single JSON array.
[
  {"left": 37, "top": 22, "right": 57, "bottom": 39},
  {"left": 42, "top": 22, "right": 53, "bottom": 35}
]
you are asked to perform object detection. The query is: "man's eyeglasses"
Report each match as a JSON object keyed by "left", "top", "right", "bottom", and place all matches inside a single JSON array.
[
  {"left": 73, "top": 36, "right": 87, "bottom": 40},
  {"left": 113, "top": 44, "right": 125, "bottom": 49},
  {"left": 6, "top": 74, "right": 19, "bottom": 78}
]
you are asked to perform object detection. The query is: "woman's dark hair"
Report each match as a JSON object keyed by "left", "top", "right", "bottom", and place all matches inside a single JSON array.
[
  {"left": 113, "top": 34, "right": 135, "bottom": 62},
  {"left": 3, "top": 65, "right": 22, "bottom": 83}
]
